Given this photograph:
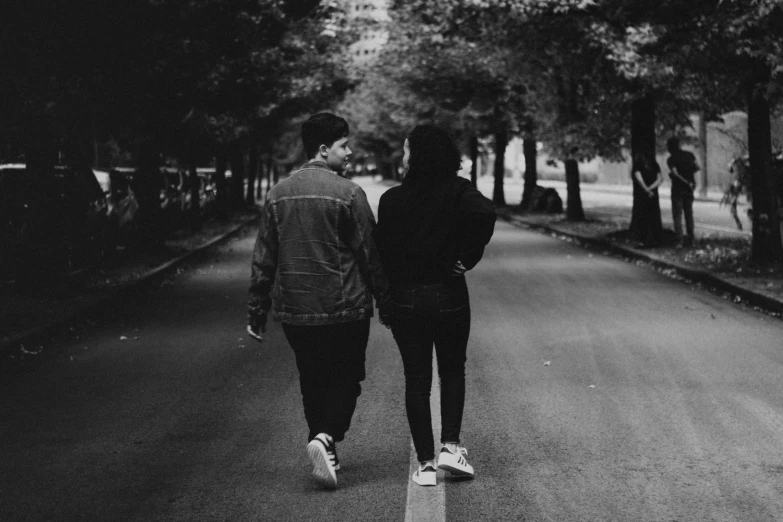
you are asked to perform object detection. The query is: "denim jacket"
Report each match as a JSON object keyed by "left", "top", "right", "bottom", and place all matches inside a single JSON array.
[{"left": 248, "top": 161, "right": 387, "bottom": 325}]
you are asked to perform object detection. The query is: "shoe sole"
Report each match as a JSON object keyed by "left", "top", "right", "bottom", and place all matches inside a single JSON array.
[
  {"left": 413, "top": 474, "right": 437, "bottom": 486},
  {"left": 307, "top": 441, "right": 337, "bottom": 489},
  {"left": 438, "top": 462, "right": 474, "bottom": 477}
]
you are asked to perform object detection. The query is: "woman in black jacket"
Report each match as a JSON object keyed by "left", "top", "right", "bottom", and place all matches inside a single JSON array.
[{"left": 374, "top": 125, "right": 496, "bottom": 487}]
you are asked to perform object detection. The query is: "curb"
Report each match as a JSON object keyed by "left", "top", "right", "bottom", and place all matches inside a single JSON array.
[
  {"left": 496, "top": 209, "right": 783, "bottom": 316},
  {"left": 0, "top": 216, "right": 258, "bottom": 354}
]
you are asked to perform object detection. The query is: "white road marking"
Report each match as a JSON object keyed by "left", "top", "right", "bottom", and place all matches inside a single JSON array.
[{"left": 404, "top": 358, "right": 446, "bottom": 522}]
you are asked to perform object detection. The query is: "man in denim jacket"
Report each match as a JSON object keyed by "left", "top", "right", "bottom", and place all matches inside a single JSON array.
[{"left": 248, "top": 113, "right": 387, "bottom": 489}]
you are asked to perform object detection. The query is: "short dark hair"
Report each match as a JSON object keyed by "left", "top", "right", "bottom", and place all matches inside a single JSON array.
[
  {"left": 404, "top": 125, "right": 461, "bottom": 187},
  {"left": 301, "top": 113, "right": 349, "bottom": 159},
  {"left": 666, "top": 136, "right": 680, "bottom": 152}
]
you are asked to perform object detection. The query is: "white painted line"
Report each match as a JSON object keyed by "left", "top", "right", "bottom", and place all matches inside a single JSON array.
[{"left": 404, "top": 357, "right": 446, "bottom": 522}]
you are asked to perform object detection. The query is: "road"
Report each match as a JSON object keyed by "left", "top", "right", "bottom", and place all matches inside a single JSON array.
[
  {"left": 477, "top": 176, "right": 752, "bottom": 237},
  {"left": 2, "top": 178, "right": 783, "bottom": 521}
]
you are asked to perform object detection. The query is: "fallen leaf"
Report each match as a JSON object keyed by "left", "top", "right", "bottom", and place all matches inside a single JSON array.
[
  {"left": 120, "top": 336, "right": 128, "bottom": 341},
  {"left": 710, "top": 314, "right": 716, "bottom": 319},
  {"left": 20, "top": 344, "right": 43, "bottom": 355},
  {"left": 543, "top": 361, "right": 551, "bottom": 366},
  {"left": 588, "top": 385, "right": 596, "bottom": 388}
]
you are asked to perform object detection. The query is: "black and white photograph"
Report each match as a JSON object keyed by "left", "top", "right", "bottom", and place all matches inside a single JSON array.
[{"left": 2, "top": 0, "right": 783, "bottom": 520}]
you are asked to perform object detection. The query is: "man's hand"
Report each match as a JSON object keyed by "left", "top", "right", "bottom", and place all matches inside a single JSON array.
[
  {"left": 452, "top": 260, "right": 467, "bottom": 276},
  {"left": 377, "top": 297, "right": 392, "bottom": 329},
  {"left": 247, "top": 313, "right": 267, "bottom": 343}
]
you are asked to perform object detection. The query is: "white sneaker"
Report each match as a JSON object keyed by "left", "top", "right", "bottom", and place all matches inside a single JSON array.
[
  {"left": 412, "top": 462, "right": 437, "bottom": 486},
  {"left": 306, "top": 433, "right": 337, "bottom": 489},
  {"left": 437, "top": 445, "right": 474, "bottom": 477}
]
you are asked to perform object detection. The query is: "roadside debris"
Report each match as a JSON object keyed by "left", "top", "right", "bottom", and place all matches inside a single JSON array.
[{"left": 20, "top": 344, "right": 43, "bottom": 355}]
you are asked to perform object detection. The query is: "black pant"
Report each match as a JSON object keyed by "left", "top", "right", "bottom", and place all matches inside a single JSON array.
[
  {"left": 282, "top": 319, "right": 370, "bottom": 443},
  {"left": 672, "top": 191, "right": 695, "bottom": 238},
  {"left": 388, "top": 279, "right": 471, "bottom": 462}
]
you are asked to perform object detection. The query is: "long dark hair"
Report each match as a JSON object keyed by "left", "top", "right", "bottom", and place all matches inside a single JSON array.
[
  {"left": 632, "top": 152, "right": 656, "bottom": 174},
  {"left": 403, "top": 125, "right": 461, "bottom": 188}
]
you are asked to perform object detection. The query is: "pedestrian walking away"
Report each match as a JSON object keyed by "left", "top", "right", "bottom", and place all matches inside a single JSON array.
[
  {"left": 631, "top": 152, "right": 664, "bottom": 248},
  {"left": 247, "top": 112, "right": 388, "bottom": 490},
  {"left": 374, "top": 125, "right": 496, "bottom": 487},
  {"left": 666, "top": 136, "right": 699, "bottom": 246}
]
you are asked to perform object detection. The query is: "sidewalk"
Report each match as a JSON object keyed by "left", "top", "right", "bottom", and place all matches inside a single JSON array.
[
  {"left": 0, "top": 211, "right": 259, "bottom": 355},
  {"left": 509, "top": 177, "right": 727, "bottom": 203},
  {"left": 495, "top": 208, "right": 783, "bottom": 317}
]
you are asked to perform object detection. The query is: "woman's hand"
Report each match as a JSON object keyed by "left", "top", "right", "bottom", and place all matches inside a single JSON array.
[{"left": 452, "top": 260, "right": 467, "bottom": 276}]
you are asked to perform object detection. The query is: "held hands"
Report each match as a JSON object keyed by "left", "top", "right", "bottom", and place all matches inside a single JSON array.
[
  {"left": 247, "top": 313, "right": 267, "bottom": 343},
  {"left": 377, "top": 296, "right": 392, "bottom": 329},
  {"left": 452, "top": 260, "right": 467, "bottom": 276}
]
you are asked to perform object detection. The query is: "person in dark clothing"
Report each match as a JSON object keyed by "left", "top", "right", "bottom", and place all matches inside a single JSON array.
[
  {"left": 374, "top": 125, "right": 496, "bottom": 487},
  {"left": 666, "top": 137, "right": 699, "bottom": 246},
  {"left": 632, "top": 152, "right": 664, "bottom": 247},
  {"left": 247, "top": 113, "right": 387, "bottom": 489}
]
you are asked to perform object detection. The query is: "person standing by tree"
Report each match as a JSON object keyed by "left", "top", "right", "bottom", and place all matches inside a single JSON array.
[
  {"left": 632, "top": 152, "right": 664, "bottom": 248},
  {"left": 374, "top": 125, "right": 496, "bottom": 487},
  {"left": 247, "top": 113, "right": 387, "bottom": 490},
  {"left": 666, "top": 137, "right": 699, "bottom": 246}
]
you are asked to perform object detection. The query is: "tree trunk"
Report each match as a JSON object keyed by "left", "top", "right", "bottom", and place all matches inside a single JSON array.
[
  {"left": 492, "top": 130, "right": 507, "bottom": 206},
  {"left": 747, "top": 72, "right": 783, "bottom": 265},
  {"left": 470, "top": 135, "right": 478, "bottom": 188},
  {"left": 18, "top": 118, "right": 63, "bottom": 287},
  {"left": 481, "top": 152, "right": 491, "bottom": 178},
  {"left": 698, "top": 111, "right": 708, "bottom": 197},
  {"left": 256, "top": 156, "right": 265, "bottom": 200},
  {"left": 187, "top": 158, "right": 202, "bottom": 231},
  {"left": 565, "top": 158, "right": 585, "bottom": 221},
  {"left": 229, "top": 143, "right": 246, "bottom": 210},
  {"left": 520, "top": 136, "right": 538, "bottom": 211},
  {"left": 246, "top": 144, "right": 259, "bottom": 206},
  {"left": 135, "top": 139, "right": 164, "bottom": 248},
  {"left": 629, "top": 95, "right": 661, "bottom": 239},
  {"left": 214, "top": 148, "right": 228, "bottom": 218},
  {"left": 272, "top": 160, "right": 280, "bottom": 185}
]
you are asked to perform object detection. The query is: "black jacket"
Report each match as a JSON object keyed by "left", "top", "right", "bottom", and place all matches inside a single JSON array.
[{"left": 374, "top": 176, "right": 496, "bottom": 286}]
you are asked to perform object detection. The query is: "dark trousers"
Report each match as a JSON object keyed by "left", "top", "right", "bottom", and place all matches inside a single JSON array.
[
  {"left": 388, "top": 279, "right": 471, "bottom": 462},
  {"left": 282, "top": 318, "right": 370, "bottom": 443},
  {"left": 672, "top": 191, "right": 695, "bottom": 238}
]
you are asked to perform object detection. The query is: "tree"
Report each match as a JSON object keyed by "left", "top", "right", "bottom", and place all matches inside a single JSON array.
[{"left": 718, "top": 0, "right": 783, "bottom": 265}]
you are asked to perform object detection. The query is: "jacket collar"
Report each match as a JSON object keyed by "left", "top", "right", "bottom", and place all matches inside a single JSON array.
[{"left": 303, "top": 160, "right": 334, "bottom": 172}]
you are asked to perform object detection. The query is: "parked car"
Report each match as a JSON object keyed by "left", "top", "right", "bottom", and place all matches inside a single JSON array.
[{"left": 0, "top": 163, "right": 113, "bottom": 284}]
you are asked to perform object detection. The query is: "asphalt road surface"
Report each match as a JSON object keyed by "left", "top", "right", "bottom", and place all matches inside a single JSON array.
[{"left": 2, "top": 178, "right": 783, "bottom": 521}]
